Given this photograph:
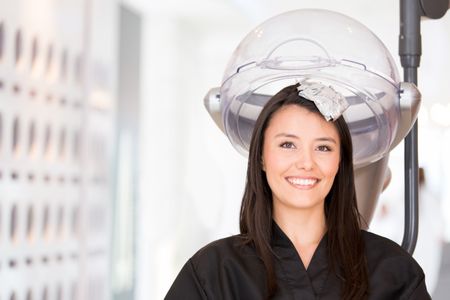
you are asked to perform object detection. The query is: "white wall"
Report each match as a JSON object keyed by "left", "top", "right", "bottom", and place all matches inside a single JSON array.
[{"left": 127, "top": 2, "right": 250, "bottom": 299}]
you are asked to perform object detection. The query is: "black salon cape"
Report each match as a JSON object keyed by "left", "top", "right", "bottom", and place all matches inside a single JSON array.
[{"left": 165, "top": 223, "right": 431, "bottom": 300}]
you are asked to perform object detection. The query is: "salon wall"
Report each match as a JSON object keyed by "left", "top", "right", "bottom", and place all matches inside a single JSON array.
[{"left": 0, "top": 0, "right": 118, "bottom": 299}]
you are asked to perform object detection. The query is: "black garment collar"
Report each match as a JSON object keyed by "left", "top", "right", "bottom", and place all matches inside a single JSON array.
[{"left": 271, "top": 220, "right": 330, "bottom": 297}]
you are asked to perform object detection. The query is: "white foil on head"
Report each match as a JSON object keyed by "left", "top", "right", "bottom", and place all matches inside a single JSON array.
[{"left": 297, "top": 83, "right": 349, "bottom": 121}]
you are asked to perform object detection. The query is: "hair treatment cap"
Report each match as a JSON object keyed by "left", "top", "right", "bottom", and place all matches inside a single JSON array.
[{"left": 204, "top": 9, "right": 420, "bottom": 167}]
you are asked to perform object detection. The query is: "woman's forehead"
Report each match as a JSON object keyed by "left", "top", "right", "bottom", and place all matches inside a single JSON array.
[{"left": 265, "top": 104, "right": 340, "bottom": 139}]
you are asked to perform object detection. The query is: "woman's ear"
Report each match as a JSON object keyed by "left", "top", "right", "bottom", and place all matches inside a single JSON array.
[{"left": 261, "top": 159, "right": 266, "bottom": 171}]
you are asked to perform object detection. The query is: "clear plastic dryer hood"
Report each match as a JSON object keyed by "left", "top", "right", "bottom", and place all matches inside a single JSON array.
[{"left": 204, "top": 9, "right": 421, "bottom": 169}]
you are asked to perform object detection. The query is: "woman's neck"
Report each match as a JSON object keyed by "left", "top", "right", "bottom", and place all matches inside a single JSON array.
[
  {"left": 273, "top": 204, "right": 327, "bottom": 247},
  {"left": 273, "top": 204, "right": 327, "bottom": 269}
]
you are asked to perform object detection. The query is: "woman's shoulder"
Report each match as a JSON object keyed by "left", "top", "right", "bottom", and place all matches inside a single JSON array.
[
  {"left": 187, "top": 234, "right": 264, "bottom": 290},
  {"left": 361, "top": 230, "right": 430, "bottom": 299},
  {"left": 193, "top": 234, "right": 246, "bottom": 255},
  {"left": 361, "top": 230, "right": 419, "bottom": 264},
  {"left": 190, "top": 234, "right": 257, "bottom": 265},
  {"left": 361, "top": 230, "right": 409, "bottom": 256},
  {"left": 361, "top": 230, "right": 425, "bottom": 279},
  {"left": 165, "top": 235, "right": 266, "bottom": 299}
]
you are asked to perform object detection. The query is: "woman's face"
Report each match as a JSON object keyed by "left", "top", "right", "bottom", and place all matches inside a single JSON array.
[{"left": 262, "top": 104, "right": 341, "bottom": 212}]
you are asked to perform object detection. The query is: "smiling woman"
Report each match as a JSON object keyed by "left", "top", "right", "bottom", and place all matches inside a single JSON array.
[
  {"left": 262, "top": 104, "right": 341, "bottom": 269},
  {"left": 165, "top": 83, "right": 431, "bottom": 300}
]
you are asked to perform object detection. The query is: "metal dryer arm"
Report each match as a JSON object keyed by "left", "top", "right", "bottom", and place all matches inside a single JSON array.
[{"left": 399, "top": 0, "right": 449, "bottom": 254}]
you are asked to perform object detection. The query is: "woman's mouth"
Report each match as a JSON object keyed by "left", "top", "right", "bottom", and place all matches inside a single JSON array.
[{"left": 286, "top": 177, "right": 319, "bottom": 189}]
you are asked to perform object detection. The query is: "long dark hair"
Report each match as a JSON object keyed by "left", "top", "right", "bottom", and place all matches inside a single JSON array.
[{"left": 239, "top": 83, "right": 369, "bottom": 299}]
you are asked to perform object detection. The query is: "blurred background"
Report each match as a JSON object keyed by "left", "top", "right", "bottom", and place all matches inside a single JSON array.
[{"left": 0, "top": 0, "right": 449, "bottom": 299}]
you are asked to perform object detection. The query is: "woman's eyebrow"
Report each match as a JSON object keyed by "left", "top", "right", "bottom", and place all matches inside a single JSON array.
[
  {"left": 316, "top": 137, "right": 337, "bottom": 144},
  {"left": 274, "top": 133, "right": 337, "bottom": 144},
  {"left": 274, "top": 133, "right": 299, "bottom": 139}
]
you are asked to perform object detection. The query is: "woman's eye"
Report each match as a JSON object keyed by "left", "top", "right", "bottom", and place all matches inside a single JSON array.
[
  {"left": 280, "top": 142, "right": 295, "bottom": 149},
  {"left": 317, "top": 145, "right": 331, "bottom": 152}
]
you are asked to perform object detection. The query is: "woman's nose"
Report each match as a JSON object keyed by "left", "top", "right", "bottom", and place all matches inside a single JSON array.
[{"left": 294, "top": 150, "right": 314, "bottom": 171}]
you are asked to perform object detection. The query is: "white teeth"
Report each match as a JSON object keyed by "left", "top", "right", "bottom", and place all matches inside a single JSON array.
[{"left": 288, "top": 178, "right": 317, "bottom": 186}]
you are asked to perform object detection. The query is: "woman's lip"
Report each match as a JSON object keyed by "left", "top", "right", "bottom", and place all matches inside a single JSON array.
[{"left": 286, "top": 176, "right": 319, "bottom": 181}]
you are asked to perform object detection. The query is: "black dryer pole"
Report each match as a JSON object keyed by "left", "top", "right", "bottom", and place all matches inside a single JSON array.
[{"left": 399, "top": 0, "right": 449, "bottom": 254}]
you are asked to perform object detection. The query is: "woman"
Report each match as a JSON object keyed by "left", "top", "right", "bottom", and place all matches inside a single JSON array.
[{"left": 165, "top": 83, "right": 430, "bottom": 299}]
